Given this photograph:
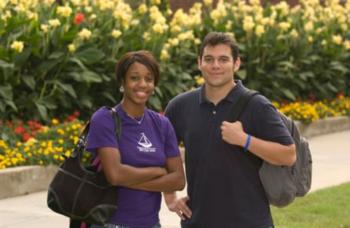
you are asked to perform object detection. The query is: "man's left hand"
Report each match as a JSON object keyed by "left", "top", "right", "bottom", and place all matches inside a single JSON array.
[{"left": 220, "top": 121, "right": 247, "bottom": 146}]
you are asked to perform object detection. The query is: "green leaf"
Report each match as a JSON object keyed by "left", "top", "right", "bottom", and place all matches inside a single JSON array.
[
  {"left": 69, "top": 71, "right": 102, "bottom": 83},
  {"left": 330, "top": 61, "right": 348, "bottom": 74},
  {"left": 299, "top": 72, "right": 314, "bottom": 80},
  {"left": 69, "top": 57, "right": 87, "bottom": 70},
  {"left": 14, "top": 48, "right": 31, "bottom": 67},
  {"left": 43, "top": 98, "right": 57, "bottom": 109},
  {"left": 56, "top": 81, "right": 77, "bottom": 98},
  {"left": 1, "top": 132, "right": 9, "bottom": 141},
  {"left": 102, "top": 92, "right": 117, "bottom": 103},
  {"left": 309, "top": 55, "right": 321, "bottom": 62},
  {"left": 101, "top": 73, "right": 111, "bottom": 82},
  {"left": 0, "top": 60, "right": 14, "bottom": 69},
  {"left": 5, "top": 100, "right": 17, "bottom": 111},
  {"left": 81, "top": 71, "right": 103, "bottom": 83},
  {"left": 148, "top": 96, "right": 162, "bottom": 111},
  {"left": 35, "top": 102, "right": 48, "bottom": 120},
  {"left": 62, "top": 28, "right": 79, "bottom": 41},
  {"left": 282, "top": 89, "right": 296, "bottom": 100},
  {"left": 75, "top": 47, "right": 105, "bottom": 65},
  {"left": 278, "top": 61, "right": 294, "bottom": 69},
  {"left": 163, "top": 82, "right": 175, "bottom": 93},
  {"left": 236, "top": 70, "right": 247, "bottom": 80},
  {"left": 68, "top": 72, "right": 82, "bottom": 81},
  {"left": 326, "top": 82, "right": 337, "bottom": 92},
  {"left": 49, "top": 52, "right": 64, "bottom": 59},
  {"left": 80, "top": 97, "right": 93, "bottom": 108},
  {"left": 180, "top": 72, "right": 192, "bottom": 80},
  {"left": 0, "top": 46, "right": 8, "bottom": 59},
  {"left": 37, "top": 59, "right": 60, "bottom": 73},
  {"left": 251, "top": 58, "right": 261, "bottom": 64},
  {"left": 155, "top": 87, "right": 163, "bottom": 98},
  {"left": 22, "top": 75, "right": 36, "bottom": 90},
  {"left": 0, "top": 85, "right": 13, "bottom": 100},
  {"left": 0, "top": 101, "right": 4, "bottom": 113}
]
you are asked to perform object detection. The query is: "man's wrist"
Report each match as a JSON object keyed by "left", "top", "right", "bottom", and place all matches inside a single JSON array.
[{"left": 243, "top": 134, "right": 252, "bottom": 152}]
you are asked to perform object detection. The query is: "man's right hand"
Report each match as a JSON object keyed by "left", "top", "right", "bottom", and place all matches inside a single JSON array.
[{"left": 167, "top": 196, "right": 192, "bottom": 220}]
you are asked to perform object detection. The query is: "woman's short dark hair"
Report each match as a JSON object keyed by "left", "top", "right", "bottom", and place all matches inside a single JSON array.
[
  {"left": 198, "top": 32, "right": 240, "bottom": 61},
  {"left": 115, "top": 50, "right": 160, "bottom": 86}
]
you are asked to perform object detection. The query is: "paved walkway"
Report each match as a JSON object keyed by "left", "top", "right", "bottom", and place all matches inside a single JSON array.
[{"left": 1, "top": 130, "right": 350, "bottom": 228}]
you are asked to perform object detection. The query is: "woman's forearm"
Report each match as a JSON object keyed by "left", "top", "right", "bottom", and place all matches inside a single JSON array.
[
  {"left": 98, "top": 147, "right": 167, "bottom": 186},
  {"left": 128, "top": 171, "right": 185, "bottom": 191},
  {"left": 112, "top": 164, "right": 167, "bottom": 186},
  {"left": 128, "top": 156, "right": 185, "bottom": 191}
]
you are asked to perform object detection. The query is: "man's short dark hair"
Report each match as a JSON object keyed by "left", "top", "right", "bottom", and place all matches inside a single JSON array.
[
  {"left": 115, "top": 50, "right": 160, "bottom": 86},
  {"left": 199, "top": 32, "right": 239, "bottom": 61}
]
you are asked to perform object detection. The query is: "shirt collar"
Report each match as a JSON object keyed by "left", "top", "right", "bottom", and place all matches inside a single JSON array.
[{"left": 198, "top": 80, "right": 244, "bottom": 104}]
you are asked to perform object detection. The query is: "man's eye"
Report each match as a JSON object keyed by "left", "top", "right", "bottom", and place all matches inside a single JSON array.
[
  {"left": 204, "top": 58, "right": 213, "bottom": 63},
  {"left": 219, "top": 58, "right": 229, "bottom": 63}
]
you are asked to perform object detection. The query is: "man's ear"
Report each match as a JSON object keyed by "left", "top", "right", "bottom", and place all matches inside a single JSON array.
[
  {"left": 234, "top": 57, "right": 241, "bottom": 72},
  {"left": 197, "top": 57, "right": 202, "bottom": 71}
]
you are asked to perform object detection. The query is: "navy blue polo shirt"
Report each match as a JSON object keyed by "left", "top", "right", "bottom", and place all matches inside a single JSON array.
[{"left": 165, "top": 81, "right": 294, "bottom": 228}]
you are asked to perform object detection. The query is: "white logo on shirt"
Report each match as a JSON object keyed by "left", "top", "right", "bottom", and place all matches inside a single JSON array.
[{"left": 137, "top": 132, "right": 156, "bottom": 153}]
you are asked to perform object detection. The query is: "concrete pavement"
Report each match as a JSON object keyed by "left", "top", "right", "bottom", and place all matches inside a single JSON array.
[{"left": 1, "top": 130, "right": 350, "bottom": 228}]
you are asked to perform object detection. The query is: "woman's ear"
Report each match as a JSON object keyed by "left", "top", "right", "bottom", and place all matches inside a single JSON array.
[{"left": 119, "top": 79, "right": 125, "bottom": 93}]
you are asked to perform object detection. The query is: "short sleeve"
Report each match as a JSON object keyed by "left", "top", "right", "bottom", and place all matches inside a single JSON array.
[
  {"left": 252, "top": 98, "right": 294, "bottom": 146},
  {"left": 86, "top": 107, "right": 119, "bottom": 153},
  {"left": 163, "top": 117, "right": 180, "bottom": 158}
]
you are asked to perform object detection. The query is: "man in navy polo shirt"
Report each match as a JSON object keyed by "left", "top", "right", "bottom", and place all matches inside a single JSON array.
[{"left": 164, "top": 32, "right": 296, "bottom": 228}]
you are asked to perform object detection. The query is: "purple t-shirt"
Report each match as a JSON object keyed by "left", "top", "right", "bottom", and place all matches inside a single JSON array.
[{"left": 86, "top": 105, "right": 180, "bottom": 228}]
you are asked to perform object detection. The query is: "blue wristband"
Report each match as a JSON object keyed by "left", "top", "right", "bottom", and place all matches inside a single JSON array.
[{"left": 243, "top": 134, "right": 251, "bottom": 152}]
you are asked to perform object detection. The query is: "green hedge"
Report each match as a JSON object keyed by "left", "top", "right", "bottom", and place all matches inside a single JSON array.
[{"left": 0, "top": 0, "right": 349, "bottom": 121}]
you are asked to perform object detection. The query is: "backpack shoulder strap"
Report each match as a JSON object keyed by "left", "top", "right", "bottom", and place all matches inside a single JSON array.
[
  {"left": 71, "top": 122, "right": 90, "bottom": 158},
  {"left": 107, "top": 106, "right": 122, "bottom": 140},
  {"left": 227, "top": 88, "right": 259, "bottom": 122},
  {"left": 89, "top": 107, "right": 122, "bottom": 168},
  {"left": 71, "top": 107, "right": 122, "bottom": 157}
]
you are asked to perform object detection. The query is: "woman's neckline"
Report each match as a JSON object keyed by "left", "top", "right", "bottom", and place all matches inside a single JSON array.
[
  {"left": 117, "top": 104, "right": 146, "bottom": 125},
  {"left": 125, "top": 112, "right": 145, "bottom": 125}
]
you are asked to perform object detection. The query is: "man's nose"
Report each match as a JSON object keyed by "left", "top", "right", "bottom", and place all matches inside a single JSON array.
[{"left": 212, "top": 59, "right": 220, "bottom": 67}]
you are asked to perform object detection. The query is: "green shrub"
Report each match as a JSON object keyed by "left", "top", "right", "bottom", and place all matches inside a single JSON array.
[{"left": 0, "top": 0, "right": 349, "bottom": 121}]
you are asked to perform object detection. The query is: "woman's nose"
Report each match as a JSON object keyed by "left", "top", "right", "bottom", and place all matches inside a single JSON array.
[{"left": 138, "top": 78, "right": 147, "bottom": 87}]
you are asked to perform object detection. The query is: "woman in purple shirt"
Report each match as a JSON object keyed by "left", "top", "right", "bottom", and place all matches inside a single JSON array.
[{"left": 86, "top": 51, "right": 185, "bottom": 228}]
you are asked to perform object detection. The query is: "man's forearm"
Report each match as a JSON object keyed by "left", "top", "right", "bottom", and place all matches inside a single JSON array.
[{"left": 246, "top": 135, "right": 296, "bottom": 166}]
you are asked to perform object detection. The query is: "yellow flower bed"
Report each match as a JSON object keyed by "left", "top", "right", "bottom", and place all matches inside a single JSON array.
[
  {"left": 277, "top": 96, "right": 350, "bottom": 123},
  {"left": 1, "top": 96, "right": 350, "bottom": 169},
  {"left": 0, "top": 119, "right": 91, "bottom": 169}
]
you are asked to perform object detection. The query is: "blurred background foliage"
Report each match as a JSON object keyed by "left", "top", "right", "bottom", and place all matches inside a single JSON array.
[{"left": 0, "top": 0, "right": 349, "bottom": 122}]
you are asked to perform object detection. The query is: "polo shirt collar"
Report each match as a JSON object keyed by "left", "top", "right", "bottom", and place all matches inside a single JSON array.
[{"left": 199, "top": 80, "right": 244, "bottom": 104}]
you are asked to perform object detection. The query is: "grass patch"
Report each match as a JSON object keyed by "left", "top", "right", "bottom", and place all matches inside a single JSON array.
[{"left": 272, "top": 182, "right": 350, "bottom": 227}]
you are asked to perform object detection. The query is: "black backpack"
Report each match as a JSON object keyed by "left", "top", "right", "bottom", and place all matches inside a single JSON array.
[{"left": 228, "top": 89, "right": 312, "bottom": 207}]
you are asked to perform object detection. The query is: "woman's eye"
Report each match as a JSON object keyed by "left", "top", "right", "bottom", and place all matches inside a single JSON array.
[{"left": 146, "top": 77, "right": 154, "bottom": 83}]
